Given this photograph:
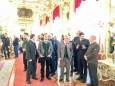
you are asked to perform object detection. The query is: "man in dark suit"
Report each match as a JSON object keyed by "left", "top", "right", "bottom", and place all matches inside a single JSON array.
[
  {"left": 22, "top": 33, "right": 29, "bottom": 71},
  {"left": 76, "top": 32, "right": 90, "bottom": 83},
  {"left": 38, "top": 33, "right": 53, "bottom": 82},
  {"left": 69, "top": 35, "right": 76, "bottom": 76},
  {"left": 48, "top": 33, "right": 59, "bottom": 76},
  {"left": 84, "top": 35, "right": 100, "bottom": 86},
  {"left": 73, "top": 31, "right": 80, "bottom": 72},
  {"left": 2, "top": 33, "right": 10, "bottom": 59},
  {"left": 13, "top": 35, "right": 19, "bottom": 58},
  {"left": 26, "top": 34, "right": 38, "bottom": 84}
]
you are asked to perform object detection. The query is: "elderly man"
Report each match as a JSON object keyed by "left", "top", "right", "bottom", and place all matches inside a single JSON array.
[
  {"left": 84, "top": 35, "right": 100, "bottom": 86},
  {"left": 58, "top": 34, "right": 73, "bottom": 82}
]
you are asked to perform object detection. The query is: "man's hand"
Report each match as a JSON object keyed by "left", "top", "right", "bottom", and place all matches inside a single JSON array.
[
  {"left": 23, "top": 49, "right": 25, "bottom": 51},
  {"left": 84, "top": 55, "right": 87, "bottom": 60},
  {"left": 82, "top": 45, "right": 86, "bottom": 49},
  {"left": 29, "top": 59, "right": 32, "bottom": 62},
  {"left": 59, "top": 57, "right": 62, "bottom": 61},
  {"left": 8, "top": 46, "right": 10, "bottom": 49},
  {"left": 58, "top": 58, "right": 62, "bottom": 67},
  {"left": 76, "top": 44, "right": 79, "bottom": 49},
  {"left": 40, "top": 55, "right": 44, "bottom": 58},
  {"left": 47, "top": 54, "right": 51, "bottom": 57}
]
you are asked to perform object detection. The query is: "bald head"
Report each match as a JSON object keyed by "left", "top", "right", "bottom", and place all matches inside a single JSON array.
[{"left": 90, "top": 35, "right": 96, "bottom": 43}]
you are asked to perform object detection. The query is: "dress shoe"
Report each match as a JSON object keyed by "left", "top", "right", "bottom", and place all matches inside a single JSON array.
[
  {"left": 86, "top": 84, "right": 93, "bottom": 86},
  {"left": 80, "top": 79, "right": 86, "bottom": 83},
  {"left": 66, "top": 79, "right": 70, "bottom": 82},
  {"left": 76, "top": 76, "right": 83, "bottom": 80},
  {"left": 46, "top": 76, "right": 51, "bottom": 80},
  {"left": 73, "top": 69, "right": 77, "bottom": 72},
  {"left": 26, "top": 81, "right": 31, "bottom": 84},
  {"left": 24, "top": 69, "right": 27, "bottom": 71},
  {"left": 40, "top": 78, "right": 44, "bottom": 82},
  {"left": 70, "top": 73, "right": 73, "bottom": 76},
  {"left": 76, "top": 72, "right": 79, "bottom": 75},
  {"left": 50, "top": 73, "right": 55, "bottom": 77},
  {"left": 32, "top": 77, "right": 38, "bottom": 80},
  {"left": 59, "top": 79, "right": 64, "bottom": 82},
  {"left": 64, "top": 72, "right": 66, "bottom": 74}
]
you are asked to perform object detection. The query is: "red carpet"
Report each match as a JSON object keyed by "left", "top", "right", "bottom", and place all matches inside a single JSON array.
[{"left": 13, "top": 54, "right": 57, "bottom": 86}]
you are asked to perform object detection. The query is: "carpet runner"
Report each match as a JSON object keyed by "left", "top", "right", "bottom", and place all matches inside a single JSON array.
[
  {"left": 0, "top": 60, "right": 15, "bottom": 86},
  {"left": 13, "top": 54, "right": 57, "bottom": 86}
]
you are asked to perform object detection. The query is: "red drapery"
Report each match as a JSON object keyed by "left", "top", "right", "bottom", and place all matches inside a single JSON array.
[
  {"left": 74, "top": 0, "right": 82, "bottom": 12},
  {"left": 74, "top": 0, "right": 98, "bottom": 12},
  {"left": 53, "top": 6, "right": 60, "bottom": 21},
  {"left": 46, "top": 16, "right": 49, "bottom": 24},
  {"left": 40, "top": 20, "right": 42, "bottom": 26}
]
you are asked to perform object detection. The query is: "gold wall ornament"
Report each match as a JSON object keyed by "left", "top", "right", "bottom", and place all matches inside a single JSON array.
[
  {"left": 17, "top": 8, "right": 33, "bottom": 18},
  {"left": 98, "top": 61, "right": 115, "bottom": 82}
]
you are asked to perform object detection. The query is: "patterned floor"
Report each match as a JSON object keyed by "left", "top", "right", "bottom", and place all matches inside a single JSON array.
[
  {"left": 6, "top": 54, "right": 115, "bottom": 86},
  {"left": 0, "top": 59, "right": 15, "bottom": 86},
  {"left": 57, "top": 68, "right": 86, "bottom": 86},
  {"left": 0, "top": 61, "right": 5, "bottom": 71}
]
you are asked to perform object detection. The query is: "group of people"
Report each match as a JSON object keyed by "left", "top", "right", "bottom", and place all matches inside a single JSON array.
[
  {"left": 0, "top": 31, "right": 100, "bottom": 86},
  {"left": 0, "top": 33, "right": 19, "bottom": 59},
  {"left": 21, "top": 31, "right": 100, "bottom": 86},
  {"left": 58, "top": 32, "right": 99, "bottom": 86},
  {"left": 22, "top": 33, "right": 59, "bottom": 84}
]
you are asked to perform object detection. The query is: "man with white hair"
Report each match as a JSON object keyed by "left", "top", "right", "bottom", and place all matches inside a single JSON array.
[
  {"left": 84, "top": 35, "right": 100, "bottom": 86},
  {"left": 58, "top": 34, "right": 73, "bottom": 82}
]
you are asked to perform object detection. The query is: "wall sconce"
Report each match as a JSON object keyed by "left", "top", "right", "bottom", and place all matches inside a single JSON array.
[{"left": 98, "top": 21, "right": 104, "bottom": 28}]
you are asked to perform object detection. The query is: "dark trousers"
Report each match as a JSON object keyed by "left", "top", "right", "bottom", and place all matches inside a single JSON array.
[
  {"left": 14, "top": 45, "right": 18, "bottom": 57},
  {"left": 50, "top": 55, "right": 58, "bottom": 74},
  {"left": 40, "top": 57, "right": 51, "bottom": 78},
  {"left": 78, "top": 57, "right": 87, "bottom": 80},
  {"left": 23, "top": 51, "right": 27, "bottom": 70},
  {"left": 88, "top": 63, "right": 98, "bottom": 86},
  {"left": 3, "top": 46, "right": 10, "bottom": 58},
  {"left": 26, "top": 60, "right": 37, "bottom": 81},
  {"left": 71, "top": 57, "right": 74, "bottom": 75},
  {"left": 55, "top": 56, "right": 58, "bottom": 72},
  {"left": 74, "top": 53, "right": 78, "bottom": 71},
  {"left": 20, "top": 47, "right": 23, "bottom": 53}
]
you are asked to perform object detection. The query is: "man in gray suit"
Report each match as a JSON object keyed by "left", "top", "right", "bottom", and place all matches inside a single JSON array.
[
  {"left": 84, "top": 35, "right": 100, "bottom": 86},
  {"left": 26, "top": 34, "right": 38, "bottom": 84},
  {"left": 38, "top": 33, "right": 53, "bottom": 82},
  {"left": 58, "top": 34, "right": 73, "bottom": 82}
]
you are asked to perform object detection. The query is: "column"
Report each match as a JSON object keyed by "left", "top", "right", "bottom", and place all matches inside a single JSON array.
[{"left": 106, "top": 0, "right": 111, "bottom": 58}]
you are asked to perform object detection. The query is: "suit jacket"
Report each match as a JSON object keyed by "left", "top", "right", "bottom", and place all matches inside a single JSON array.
[
  {"left": 49, "top": 39, "right": 59, "bottom": 57},
  {"left": 58, "top": 41, "right": 73, "bottom": 61},
  {"left": 13, "top": 38, "right": 19, "bottom": 46},
  {"left": 38, "top": 40, "right": 53, "bottom": 57},
  {"left": 26, "top": 40, "right": 36, "bottom": 60},
  {"left": 75, "top": 38, "right": 90, "bottom": 57},
  {"left": 85, "top": 42, "right": 100, "bottom": 65},
  {"left": 2, "top": 37, "right": 10, "bottom": 47}
]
